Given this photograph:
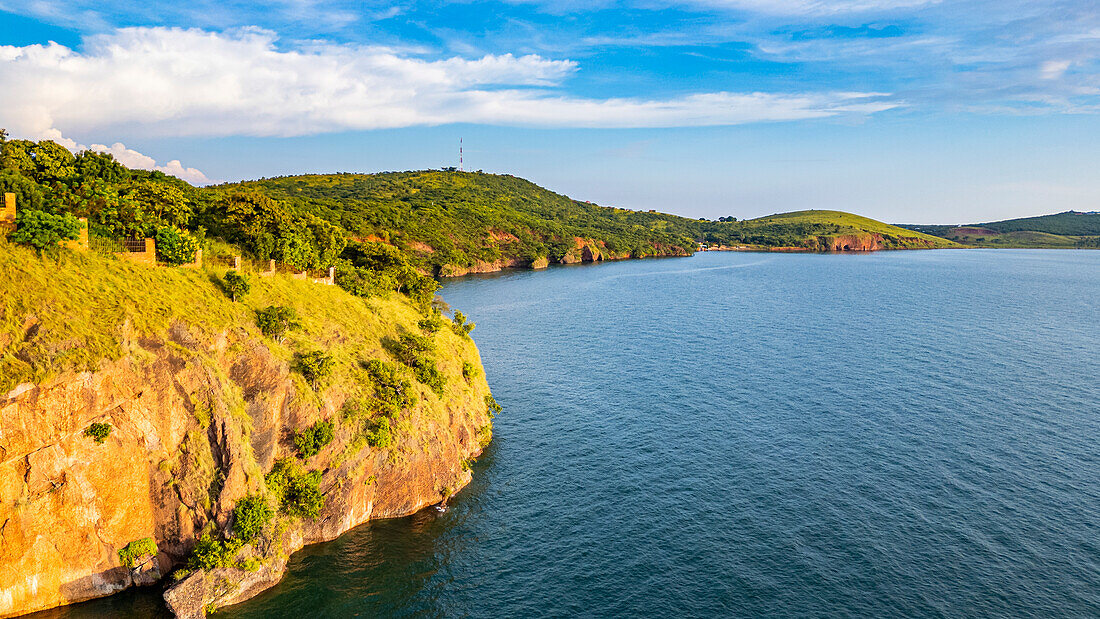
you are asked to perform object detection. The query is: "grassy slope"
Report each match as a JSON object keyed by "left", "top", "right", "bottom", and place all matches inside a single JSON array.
[
  {"left": 746, "top": 210, "right": 957, "bottom": 247},
  {"left": 0, "top": 241, "right": 481, "bottom": 407}
]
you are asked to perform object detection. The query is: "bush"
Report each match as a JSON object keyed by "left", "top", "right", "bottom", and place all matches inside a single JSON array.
[
  {"left": 10, "top": 209, "right": 81, "bottom": 253},
  {"left": 366, "top": 417, "right": 394, "bottom": 449},
  {"left": 256, "top": 305, "right": 299, "bottom": 342},
  {"left": 364, "top": 359, "right": 415, "bottom": 414},
  {"left": 418, "top": 314, "right": 443, "bottom": 334},
  {"left": 187, "top": 533, "right": 242, "bottom": 571},
  {"left": 232, "top": 495, "right": 274, "bottom": 543},
  {"left": 118, "top": 537, "right": 158, "bottom": 568},
  {"left": 485, "top": 394, "right": 502, "bottom": 417},
  {"left": 84, "top": 422, "right": 111, "bottom": 444},
  {"left": 387, "top": 333, "right": 446, "bottom": 396},
  {"left": 295, "top": 351, "right": 334, "bottom": 389},
  {"left": 451, "top": 311, "right": 475, "bottom": 338},
  {"left": 294, "top": 419, "right": 335, "bottom": 459},
  {"left": 265, "top": 459, "right": 324, "bottom": 520},
  {"left": 155, "top": 226, "right": 199, "bottom": 265},
  {"left": 462, "top": 361, "right": 479, "bottom": 383},
  {"left": 224, "top": 270, "right": 250, "bottom": 301}
]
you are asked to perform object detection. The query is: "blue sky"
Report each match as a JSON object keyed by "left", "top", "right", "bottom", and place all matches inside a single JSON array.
[{"left": 3, "top": 0, "right": 1100, "bottom": 223}]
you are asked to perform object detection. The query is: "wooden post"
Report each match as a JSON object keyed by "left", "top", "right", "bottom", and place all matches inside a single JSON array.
[
  {"left": 233, "top": 256, "right": 242, "bottom": 270},
  {"left": 269, "top": 259, "right": 275, "bottom": 272},
  {"left": 328, "top": 266, "right": 335, "bottom": 285}
]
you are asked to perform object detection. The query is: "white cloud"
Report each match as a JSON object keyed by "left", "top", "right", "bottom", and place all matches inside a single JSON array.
[
  {"left": 0, "top": 26, "right": 894, "bottom": 140},
  {"left": 89, "top": 142, "right": 215, "bottom": 185},
  {"left": 1040, "top": 60, "right": 1072, "bottom": 80}
]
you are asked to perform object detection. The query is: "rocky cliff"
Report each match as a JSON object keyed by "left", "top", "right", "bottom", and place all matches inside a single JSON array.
[{"left": 0, "top": 244, "right": 494, "bottom": 618}]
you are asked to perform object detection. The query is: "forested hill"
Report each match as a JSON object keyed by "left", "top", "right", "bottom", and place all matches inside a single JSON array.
[
  {"left": 213, "top": 171, "right": 698, "bottom": 275},
  {"left": 215, "top": 171, "right": 956, "bottom": 274}
]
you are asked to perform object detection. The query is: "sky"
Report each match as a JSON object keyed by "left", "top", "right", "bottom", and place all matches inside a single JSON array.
[{"left": 3, "top": 1, "right": 1100, "bottom": 223}]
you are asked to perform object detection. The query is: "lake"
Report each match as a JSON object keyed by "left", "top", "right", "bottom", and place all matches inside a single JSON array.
[{"left": 46, "top": 249, "right": 1100, "bottom": 618}]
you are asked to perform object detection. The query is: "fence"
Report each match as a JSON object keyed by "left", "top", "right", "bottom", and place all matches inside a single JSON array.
[{"left": 115, "top": 238, "right": 156, "bottom": 265}]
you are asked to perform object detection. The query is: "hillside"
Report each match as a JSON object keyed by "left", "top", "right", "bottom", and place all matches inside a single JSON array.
[
  {"left": 214, "top": 173, "right": 955, "bottom": 275},
  {"left": 212, "top": 171, "right": 698, "bottom": 276},
  {"left": 698, "top": 209, "right": 959, "bottom": 251},
  {"left": 898, "top": 211, "right": 1100, "bottom": 248}
]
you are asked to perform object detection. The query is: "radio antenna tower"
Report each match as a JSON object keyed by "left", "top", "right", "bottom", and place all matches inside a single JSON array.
[{"left": 459, "top": 138, "right": 464, "bottom": 172}]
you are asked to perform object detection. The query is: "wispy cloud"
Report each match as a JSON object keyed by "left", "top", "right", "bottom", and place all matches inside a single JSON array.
[{"left": 0, "top": 26, "right": 895, "bottom": 140}]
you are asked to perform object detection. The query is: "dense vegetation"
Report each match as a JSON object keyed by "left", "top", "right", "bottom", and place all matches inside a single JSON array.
[
  {"left": 2, "top": 133, "right": 964, "bottom": 299},
  {"left": 900, "top": 211, "right": 1100, "bottom": 248}
]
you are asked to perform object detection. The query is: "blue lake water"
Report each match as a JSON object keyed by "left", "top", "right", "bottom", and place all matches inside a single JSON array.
[{"left": 46, "top": 250, "right": 1100, "bottom": 617}]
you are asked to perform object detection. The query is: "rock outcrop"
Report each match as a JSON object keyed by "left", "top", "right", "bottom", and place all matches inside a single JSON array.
[{"left": 0, "top": 319, "right": 493, "bottom": 618}]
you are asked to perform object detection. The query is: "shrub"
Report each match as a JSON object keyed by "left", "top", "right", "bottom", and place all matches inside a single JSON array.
[
  {"left": 223, "top": 270, "right": 250, "bottom": 302},
  {"left": 10, "top": 209, "right": 81, "bottom": 253},
  {"left": 84, "top": 422, "right": 111, "bottom": 444},
  {"left": 485, "top": 394, "right": 502, "bottom": 417},
  {"left": 187, "top": 533, "right": 242, "bottom": 571},
  {"left": 155, "top": 226, "right": 199, "bottom": 265},
  {"left": 265, "top": 459, "right": 324, "bottom": 520},
  {"left": 462, "top": 362, "right": 479, "bottom": 383},
  {"left": 295, "top": 351, "right": 334, "bottom": 389},
  {"left": 256, "top": 305, "right": 299, "bottom": 342},
  {"left": 364, "top": 359, "right": 415, "bottom": 414},
  {"left": 387, "top": 333, "right": 446, "bottom": 396},
  {"left": 366, "top": 417, "right": 394, "bottom": 449},
  {"left": 451, "top": 311, "right": 475, "bottom": 338},
  {"left": 232, "top": 495, "right": 274, "bottom": 543},
  {"left": 418, "top": 314, "right": 442, "bottom": 334},
  {"left": 294, "top": 419, "right": 335, "bottom": 459},
  {"left": 118, "top": 537, "right": 158, "bottom": 568}
]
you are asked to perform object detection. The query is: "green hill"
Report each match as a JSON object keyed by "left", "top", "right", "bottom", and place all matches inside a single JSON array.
[
  {"left": 699, "top": 209, "right": 958, "bottom": 251},
  {"left": 209, "top": 171, "right": 698, "bottom": 275},
  {"left": 213, "top": 173, "right": 957, "bottom": 274},
  {"left": 899, "top": 211, "right": 1100, "bottom": 248}
]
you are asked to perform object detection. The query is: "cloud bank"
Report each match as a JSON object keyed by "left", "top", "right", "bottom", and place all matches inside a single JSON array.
[{"left": 0, "top": 26, "right": 894, "bottom": 140}]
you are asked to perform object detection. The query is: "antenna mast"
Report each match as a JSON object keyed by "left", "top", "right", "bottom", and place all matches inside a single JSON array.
[{"left": 459, "top": 138, "right": 464, "bottom": 172}]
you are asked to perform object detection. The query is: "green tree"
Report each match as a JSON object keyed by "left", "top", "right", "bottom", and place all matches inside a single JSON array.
[
  {"left": 223, "top": 270, "right": 250, "bottom": 301},
  {"left": 295, "top": 351, "right": 334, "bottom": 389},
  {"left": 255, "top": 305, "right": 299, "bottom": 342},
  {"left": 128, "top": 181, "right": 192, "bottom": 227},
  {"left": 10, "top": 209, "right": 81, "bottom": 254}
]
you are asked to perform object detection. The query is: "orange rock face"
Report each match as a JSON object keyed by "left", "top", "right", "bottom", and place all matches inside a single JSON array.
[{"left": 0, "top": 325, "right": 492, "bottom": 618}]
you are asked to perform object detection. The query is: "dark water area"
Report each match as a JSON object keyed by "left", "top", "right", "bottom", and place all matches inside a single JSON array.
[{"left": 46, "top": 250, "right": 1100, "bottom": 618}]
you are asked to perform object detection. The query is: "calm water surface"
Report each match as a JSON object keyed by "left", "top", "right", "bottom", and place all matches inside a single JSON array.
[{"left": 46, "top": 250, "right": 1100, "bottom": 618}]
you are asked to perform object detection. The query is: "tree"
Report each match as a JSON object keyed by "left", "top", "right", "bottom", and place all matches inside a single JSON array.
[
  {"left": 451, "top": 311, "right": 475, "bottom": 338},
  {"left": 10, "top": 209, "right": 81, "bottom": 254},
  {"left": 255, "top": 305, "right": 299, "bottom": 342},
  {"left": 295, "top": 351, "right": 334, "bottom": 389},
  {"left": 0, "top": 169, "right": 45, "bottom": 211},
  {"left": 128, "top": 181, "right": 191, "bottom": 227},
  {"left": 223, "top": 270, "right": 250, "bottom": 301}
]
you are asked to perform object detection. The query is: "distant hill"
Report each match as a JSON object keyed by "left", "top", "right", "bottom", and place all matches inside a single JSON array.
[
  {"left": 700, "top": 210, "right": 958, "bottom": 251},
  {"left": 214, "top": 173, "right": 957, "bottom": 275},
  {"left": 899, "top": 211, "right": 1100, "bottom": 248}
]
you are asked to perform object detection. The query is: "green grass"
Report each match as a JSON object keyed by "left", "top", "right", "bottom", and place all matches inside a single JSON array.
[
  {"left": 0, "top": 240, "right": 486, "bottom": 400},
  {"left": 746, "top": 210, "right": 956, "bottom": 246}
]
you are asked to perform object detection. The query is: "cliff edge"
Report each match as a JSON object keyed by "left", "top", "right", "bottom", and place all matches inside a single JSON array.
[{"left": 0, "top": 242, "right": 495, "bottom": 617}]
